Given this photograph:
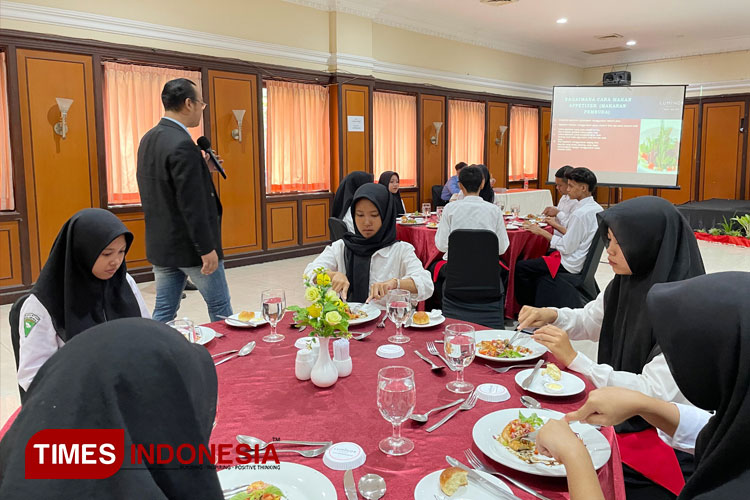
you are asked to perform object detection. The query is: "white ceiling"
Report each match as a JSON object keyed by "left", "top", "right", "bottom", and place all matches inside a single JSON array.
[{"left": 285, "top": 0, "right": 750, "bottom": 68}]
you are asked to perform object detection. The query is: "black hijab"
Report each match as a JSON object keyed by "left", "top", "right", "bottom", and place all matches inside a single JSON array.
[
  {"left": 0, "top": 318, "right": 222, "bottom": 499},
  {"left": 597, "top": 196, "right": 705, "bottom": 432},
  {"left": 341, "top": 184, "right": 397, "bottom": 302},
  {"left": 378, "top": 170, "right": 404, "bottom": 218},
  {"left": 31, "top": 208, "right": 141, "bottom": 342},
  {"left": 648, "top": 273, "right": 750, "bottom": 500},
  {"left": 474, "top": 164, "right": 494, "bottom": 203},
  {"left": 331, "top": 171, "right": 374, "bottom": 219}
]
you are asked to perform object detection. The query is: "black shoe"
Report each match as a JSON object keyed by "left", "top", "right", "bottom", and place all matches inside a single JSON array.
[{"left": 184, "top": 280, "right": 198, "bottom": 291}]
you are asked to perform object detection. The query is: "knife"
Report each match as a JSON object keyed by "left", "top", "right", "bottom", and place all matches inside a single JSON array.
[
  {"left": 343, "top": 469, "right": 358, "bottom": 500},
  {"left": 521, "top": 359, "right": 545, "bottom": 390},
  {"left": 445, "top": 456, "right": 519, "bottom": 499}
]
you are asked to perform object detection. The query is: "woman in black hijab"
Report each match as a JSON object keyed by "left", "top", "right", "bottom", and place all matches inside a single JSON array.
[
  {"left": 378, "top": 170, "right": 405, "bottom": 217},
  {"left": 0, "top": 318, "right": 222, "bottom": 499},
  {"left": 17, "top": 208, "right": 148, "bottom": 392},
  {"left": 475, "top": 164, "right": 495, "bottom": 203},
  {"left": 305, "top": 183, "right": 432, "bottom": 306},
  {"left": 331, "top": 171, "right": 374, "bottom": 231}
]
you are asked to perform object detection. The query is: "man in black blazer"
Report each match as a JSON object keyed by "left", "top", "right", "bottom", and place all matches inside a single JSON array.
[{"left": 137, "top": 78, "right": 232, "bottom": 322}]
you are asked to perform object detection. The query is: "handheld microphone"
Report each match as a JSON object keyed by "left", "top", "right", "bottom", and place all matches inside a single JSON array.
[{"left": 196, "top": 136, "right": 227, "bottom": 179}]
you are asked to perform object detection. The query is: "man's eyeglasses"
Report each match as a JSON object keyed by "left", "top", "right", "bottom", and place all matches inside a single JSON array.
[{"left": 191, "top": 98, "right": 207, "bottom": 110}]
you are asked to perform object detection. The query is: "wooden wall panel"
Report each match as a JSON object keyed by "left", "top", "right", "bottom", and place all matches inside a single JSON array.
[
  {"left": 421, "top": 95, "right": 446, "bottom": 206},
  {"left": 659, "top": 105, "right": 699, "bottom": 204},
  {"left": 329, "top": 84, "right": 341, "bottom": 191},
  {"left": 595, "top": 187, "right": 612, "bottom": 206},
  {"left": 208, "top": 71, "right": 262, "bottom": 255},
  {"left": 341, "top": 84, "right": 369, "bottom": 176},
  {"left": 486, "top": 102, "right": 509, "bottom": 188},
  {"left": 700, "top": 101, "right": 745, "bottom": 200},
  {"left": 0, "top": 221, "right": 23, "bottom": 287},
  {"left": 621, "top": 188, "right": 652, "bottom": 201},
  {"left": 116, "top": 212, "right": 150, "bottom": 270},
  {"left": 538, "top": 107, "right": 555, "bottom": 201},
  {"left": 301, "top": 198, "right": 330, "bottom": 245},
  {"left": 266, "top": 201, "right": 298, "bottom": 249},
  {"left": 401, "top": 191, "right": 418, "bottom": 213},
  {"left": 17, "top": 50, "right": 99, "bottom": 279}
]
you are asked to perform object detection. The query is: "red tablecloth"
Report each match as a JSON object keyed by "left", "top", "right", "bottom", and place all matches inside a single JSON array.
[
  {"left": 396, "top": 222, "right": 552, "bottom": 318},
  {"left": 208, "top": 317, "right": 625, "bottom": 500},
  {"left": 694, "top": 232, "right": 750, "bottom": 247}
]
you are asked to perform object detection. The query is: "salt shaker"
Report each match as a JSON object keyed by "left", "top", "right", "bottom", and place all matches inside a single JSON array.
[
  {"left": 295, "top": 349, "right": 314, "bottom": 380},
  {"left": 332, "top": 338, "right": 352, "bottom": 377}
]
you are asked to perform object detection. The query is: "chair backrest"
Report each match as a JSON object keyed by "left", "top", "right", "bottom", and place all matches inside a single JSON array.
[
  {"left": 328, "top": 217, "right": 348, "bottom": 242},
  {"left": 432, "top": 185, "right": 447, "bottom": 208},
  {"left": 578, "top": 233, "right": 606, "bottom": 299},
  {"left": 443, "top": 230, "right": 503, "bottom": 302},
  {"left": 9, "top": 294, "right": 30, "bottom": 401}
]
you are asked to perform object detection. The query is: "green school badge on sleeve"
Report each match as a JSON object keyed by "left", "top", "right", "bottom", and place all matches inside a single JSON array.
[{"left": 24, "top": 313, "right": 41, "bottom": 337}]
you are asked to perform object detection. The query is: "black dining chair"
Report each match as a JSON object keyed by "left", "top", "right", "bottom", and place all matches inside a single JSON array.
[
  {"left": 328, "top": 217, "right": 349, "bottom": 242},
  {"left": 442, "top": 230, "right": 505, "bottom": 329},
  {"left": 432, "top": 185, "right": 448, "bottom": 209}
]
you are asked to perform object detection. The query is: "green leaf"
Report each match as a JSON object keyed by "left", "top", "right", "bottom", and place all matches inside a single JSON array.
[{"left": 518, "top": 411, "right": 544, "bottom": 428}]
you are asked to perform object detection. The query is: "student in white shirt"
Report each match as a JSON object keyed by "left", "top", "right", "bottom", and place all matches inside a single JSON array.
[
  {"left": 378, "top": 170, "right": 406, "bottom": 216},
  {"left": 518, "top": 196, "right": 706, "bottom": 499},
  {"left": 305, "top": 183, "right": 432, "bottom": 309},
  {"left": 331, "top": 171, "right": 374, "bottom": 232},
  {"left": 542, "top": 165, "right": 578, "bottom": 236},
  {"left": 538, "top": 272, "right": 750, "bottom": 500},
  {"left": 17, "top": 209, "right": 150, "bottom": 393},
  {"left": 515, "top": 167, "right": 603, "bottom": 307}
]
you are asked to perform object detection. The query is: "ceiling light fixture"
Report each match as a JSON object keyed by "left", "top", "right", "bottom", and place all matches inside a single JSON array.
[
  {"left": 556, "top": 18, "right": 568, "bottom": 24},
  {"left": 626, "top": 40, "right": 637, "bottom": 46}
]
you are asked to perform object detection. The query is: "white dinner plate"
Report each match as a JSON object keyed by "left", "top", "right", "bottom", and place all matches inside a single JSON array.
[
  {"left": 346, "top": 302, "right": 381, "bottom": 325},
  {"left": 537, "top": 222, "right": 548, "bottom": 227},
  {"left": 474, "top": 330, "right": 546, "bottom": 363},
  {"left": 414, "top": 468, "right": 512, "bottom": 499},
  {"left": 472, "top": 408, "right": 611, "bottom": 477},
  {"left": 398, "top": 218, "right": 426, "bottom": 225},
  {"left": 407, "top": 313, "right": 446, "bottom": 329},
  {"left": 224, "top": 312, "right": 267, "bottom": 328},
  {"left": 505, "top": 224, "right": 521, "bottom": 230},
  {"left": 514, "top": 368, "right": 585, "bottom": 397},
  {"left": 218, "top": 462, "right": 336, "bottom": 499},
  {"left": 193, "top": 326, "right": 217, "bottom": 345}
]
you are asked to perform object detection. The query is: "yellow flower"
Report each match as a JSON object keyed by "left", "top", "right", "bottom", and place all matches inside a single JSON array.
[
  {"left": 325, "top": 311, "right": 342, "bottom": 326},
  {"left": 307, "top": 304, "right": 322, "bottom": 318},
  {"left": 325, "top": 289, "right": 339, "bottom": 301},
  {"left": 304, "top": 287, "right": 320, "bottom": 302},
  {"left": 317, "top": 273, "right": 331, "bottom": 286}
]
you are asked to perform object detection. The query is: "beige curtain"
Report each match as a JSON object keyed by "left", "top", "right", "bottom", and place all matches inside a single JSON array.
[
  {"left": 508, "top": 106, "right": 539, "bottom": 181},
  {"left": 265, "top": 80, "right": 330, "bottom": 193},
  {"left": 0, "top": 52, "right": 13, "bottom": 211},
  {"left": 373, "top": 92, "right": 417, "bottom": 186},
  {"left": 448, "top": 99, "right": 485, "bottom": 176},
  {"left": 103, "top": 62, "right": 203, "bottom": 205}
]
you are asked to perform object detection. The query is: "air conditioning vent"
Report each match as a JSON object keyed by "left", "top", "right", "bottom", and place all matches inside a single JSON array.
[
  {"left": 583, "top": 46, "right": 632, "bottom": 55},
  {"left": 480, "top": 0, "right": 520, "bottom": 6},
  {"left": 595, "top": 33, "right": 624, "bottom": 40}
]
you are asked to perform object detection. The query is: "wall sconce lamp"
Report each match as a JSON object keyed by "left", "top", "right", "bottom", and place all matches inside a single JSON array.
[
  {"left": 430, "top": 121, "right": 443, "bottom": 146},
  {"left": 494, "top": 125, "right": 508, "bottom": 146},
  {"left": 231, "top": 109, "right": 246, "bottom": 142},
  {"left": 54, "top": 97, "right": 74, "bottom": 139}
]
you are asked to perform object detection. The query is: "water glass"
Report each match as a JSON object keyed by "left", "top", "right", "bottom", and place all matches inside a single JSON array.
[
  {"left": 387, "top": 289, "right": 411, "bottom": 344},
  {"left": 377, "top": 366, "right": 416, "bottom": 456},
  {"left": 167, "top": 318, "right": 195, "bottom": 343},
  {"left": 421, "top": 203, "right": 431, "bottom": 216},
  {"left": 511, "top": 204, "right": 521, "bottom": 218},
  {"left": 436, "top": 206, "right": 444, "bottom": 221},
  {"left": 261, "top": 289, "right": 286, "bottom": 343},
  {"left": 444, "top": 324, "right": 476, "bottom": 394}
]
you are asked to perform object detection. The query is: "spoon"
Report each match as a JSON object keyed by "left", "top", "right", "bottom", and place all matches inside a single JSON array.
[
  {"left": 214, "top": 341, "right": 255, "bottom": 366},
  {"left": 350, "top": 330, "right": 373, "bottom": 340},
  {"left": 235, "top": 435, "right": 330, "bottom": 449},
  {"left": 521, "top": 394, "right": 544, "bottom": 410},
  {"left": 409, "top": 398, "right": 464, "bottom": 423},
  {"left": 358, "top": 473, "right": 386, "bottom": 500}
]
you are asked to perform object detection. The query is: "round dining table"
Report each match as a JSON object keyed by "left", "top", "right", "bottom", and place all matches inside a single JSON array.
[
  {"left": 396, "top": 219, "right": 553, "bottom": 318},
  {"left": 207, "top": 315, "right": 625, "bottom": 499}
]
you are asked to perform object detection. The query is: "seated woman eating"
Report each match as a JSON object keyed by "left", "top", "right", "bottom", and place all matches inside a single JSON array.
[
  {"left": 517, "top": 196, "right": 705, "bottom": 500},
  {"left": 17, "top": 208, "right": 150, "bottom": 392},
  {"left": 305, "top": 183, "right": 433, "bottom": 307}
]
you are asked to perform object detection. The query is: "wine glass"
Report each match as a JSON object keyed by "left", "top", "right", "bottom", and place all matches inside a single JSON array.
[
  {"left": 167, "top": 318, "right": 195, "bottom": 343},
  {"left": 261, "top": 289, "right": 286, "bottom": 343},
  {"left": 377, "top": 366, "right": 416, "bottom": 456},
  {"left": 421, "top": 203, "right": 431, "bottom": 216},
  {"left": 511, "top": 204, "right": 520, "bottom": 219},
  {"left": 444, "top": 324, "right": 476, "bottom": 393},
  {"left": 387, "top": 289, "right": 411, "bottom": 344},
  {"left": 436, "top": 206, "right": 444, "bottom": 222}
]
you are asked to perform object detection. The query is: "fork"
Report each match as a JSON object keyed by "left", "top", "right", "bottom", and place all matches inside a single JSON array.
[
  {"left": 484, "top": 363, "right": 539, "bottom": 374},
  {"left": 376, "top": 311, "right": 388, "bottom": 328},
  {"left": 426, "top": 341, "right": 457, "bottom": 372},
  {"left": 350, "top": 330, "right": 373, "bottom": 340},
  {"left": 464, "top": 449, "right": 552, "bottom": 500},
  {"left": 425, "top": 390, "right": 478, "bottom": 432}
]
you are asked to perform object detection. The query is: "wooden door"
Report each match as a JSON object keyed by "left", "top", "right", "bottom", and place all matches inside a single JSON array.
[
  {"left": 538, "top": 107, "right": 555, "bottom": 201},
  {"left": 699, "top": 101, "right": 745, "bottom": 200},
  {"left": 17, "top": 50, "right": 99, "bottom": 279},
  {"left": 486, "top": 102, "right": 508, "bottom": 188},
  {"left": 659, "top": 104, "right": 699, "bottom": 204},
  {"left": 341, "top": 84, "right": 370, "bottom": 176},
  {"left": 420, "top": 94, "right": 445, "bottom": 205}
]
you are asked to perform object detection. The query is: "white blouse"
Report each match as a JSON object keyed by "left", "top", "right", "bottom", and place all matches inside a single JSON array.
[
  {"left": 304, "top": 240, "right": 434, "bottom": 309},
  {"left": 552, "top": 289, "right": 690, "bottom": 405},
  {"left": 658, "top": 403, "right": 712, "bottom": 455}
]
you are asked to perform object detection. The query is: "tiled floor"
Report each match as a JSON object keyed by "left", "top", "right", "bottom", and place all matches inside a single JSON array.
[{"left": 2, "top": 241, "right": 749, "bottom": 424}]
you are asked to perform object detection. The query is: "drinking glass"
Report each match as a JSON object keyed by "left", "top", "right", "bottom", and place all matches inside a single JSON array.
[
  {"left": 387, "top": 289, "right": 411, "bottom": 344},
  {"left": 377, "top": 366, "right": 416, "bottom": 456},
  {"left": 167, "top": 318, "right": 195, "bottom": 343},
  {"left": 511, "top": 204, "right": 520, "bottom": 218},
  {"left": 444, "top": 324, "right": 476, "bottom": 393},
  {"left": 421, "top": 203, "right": 431, "bottom": 216},
  {"left": 261, "top": 289, "right": 286, "bottom": 343},
  {"left": 436, "top": 206, "right": 444, "bottom": 222}
]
